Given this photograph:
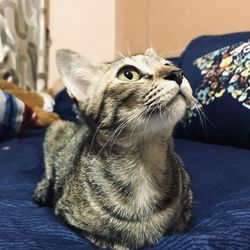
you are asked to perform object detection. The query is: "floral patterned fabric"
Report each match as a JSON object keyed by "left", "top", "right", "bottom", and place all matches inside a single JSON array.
[
  {"left": 187, "top": 41, "right": 250, "bottom": 122},
  {"left": 174, "top": 32, "right": 250, "bottom": 149}
]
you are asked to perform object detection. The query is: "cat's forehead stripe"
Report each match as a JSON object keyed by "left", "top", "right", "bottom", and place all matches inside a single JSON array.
[{"left": 122, "top": 56, "right": 155, "bottom": 75}]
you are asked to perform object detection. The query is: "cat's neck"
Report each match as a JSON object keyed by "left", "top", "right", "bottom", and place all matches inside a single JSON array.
[
  {"left": 100, "top": 129, "right": 174, "bottom": 215},
  {"left": 134, "top": 131, "right": 170, "bottom": 167},
  {"left": 86, "top": 127, "right": 177, "bottom": 217},
  {"left": 97, "top": 128, "right": 172, "bottom": 161},
  {"left": 97, "top": 128, "right": 173, "bottom": 179}
]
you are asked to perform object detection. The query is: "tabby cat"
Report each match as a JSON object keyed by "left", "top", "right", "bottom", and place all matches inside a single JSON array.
[{"left": 33, "top": 48, "right": 193, "bottom": 250}]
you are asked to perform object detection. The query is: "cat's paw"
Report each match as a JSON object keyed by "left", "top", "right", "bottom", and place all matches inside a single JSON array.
[
  {"left": 33, "top": 178, "right": 52, "bottom": 206},
  {"left": 113, "top": 245, "right": 130, "bottom": 250}
]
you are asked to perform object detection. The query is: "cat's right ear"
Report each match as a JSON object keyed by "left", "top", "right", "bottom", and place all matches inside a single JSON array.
[{"left": 56, "top": 49, "right": 101, "bottom": 102}]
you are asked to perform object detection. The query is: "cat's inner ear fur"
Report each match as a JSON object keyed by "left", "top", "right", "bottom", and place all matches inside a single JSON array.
[
  {"left": 56, "top": 49, "right": 101, "bottom": 102},
  {"left": 144, "top": 48, "right": 157, "bottom": 57}
]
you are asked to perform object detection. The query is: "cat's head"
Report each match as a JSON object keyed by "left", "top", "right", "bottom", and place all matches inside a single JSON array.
[{"left": 56, "top": 49, "right": 193, "bottom": 137}]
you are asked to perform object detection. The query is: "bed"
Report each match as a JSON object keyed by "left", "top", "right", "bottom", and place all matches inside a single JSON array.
[{"left": 1, "top": 31, "right": 250, "bottom": 249}]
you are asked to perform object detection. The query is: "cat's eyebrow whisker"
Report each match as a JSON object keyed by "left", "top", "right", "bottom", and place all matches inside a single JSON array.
[
  {"left": 152, "top": 44, "right": 170, "bottom": 56},
  {"left": 114, "top": 49, "right": 126, "bottom": 59},
  {"left": 162, "top": 47, "right": 181, "bottom": 57},
  {"left": 126, "top": 43, "right": 132, "bottom": 57}
]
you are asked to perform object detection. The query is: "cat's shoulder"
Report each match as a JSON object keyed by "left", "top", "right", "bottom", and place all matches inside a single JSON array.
[
  {"left": 47, "top": 119, "right": 78, "bottom": 137},
  {"left": 44, "top": 120, "right": 80, "bottom": 150}
]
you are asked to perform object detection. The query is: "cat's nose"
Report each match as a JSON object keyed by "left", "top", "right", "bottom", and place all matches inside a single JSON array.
[{"left": 163, "top": 69, "right": 183, "bottom": 86}]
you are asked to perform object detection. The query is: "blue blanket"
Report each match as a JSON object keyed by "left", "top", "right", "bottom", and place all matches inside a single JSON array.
[{"left": 0, "top": 126, "right": 249, "bottom": 249}]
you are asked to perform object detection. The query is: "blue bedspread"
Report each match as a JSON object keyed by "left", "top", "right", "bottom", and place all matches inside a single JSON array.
[{"left": 0, "top": 127, "right": 249, "bottom": 249}]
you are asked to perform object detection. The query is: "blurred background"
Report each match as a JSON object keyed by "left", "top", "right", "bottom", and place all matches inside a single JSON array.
[{"left": 49, "top": 0, "right": 250, "bottom": 89}]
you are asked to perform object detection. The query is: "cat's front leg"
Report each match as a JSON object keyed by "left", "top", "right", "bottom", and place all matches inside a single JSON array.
[
  {"left": 113, "top": 245, "right": 130, "bottom": 250},
  {"left": 85, "top": 235, "right": 130, "bottom": 250},
  {"left": 33, "top": 178, "right": 54, "bottom": 206}
]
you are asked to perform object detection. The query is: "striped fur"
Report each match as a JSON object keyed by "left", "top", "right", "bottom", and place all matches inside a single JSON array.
[{"left": 33, "top": 49, "right": 193, "bottom": 249}]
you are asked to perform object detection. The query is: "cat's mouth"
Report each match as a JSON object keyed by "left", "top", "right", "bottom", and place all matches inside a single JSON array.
[{"left": 144, "top": 92, "right": 186, "bottom": 117}]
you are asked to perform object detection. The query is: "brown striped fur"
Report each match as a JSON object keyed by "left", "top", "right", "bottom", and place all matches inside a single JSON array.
[{"left": 33, "top": 48, "right": 193, "bottom": 249}]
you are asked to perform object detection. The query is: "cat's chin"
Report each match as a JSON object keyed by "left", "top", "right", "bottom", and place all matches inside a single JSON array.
[{"left": 140, "top": 95, "right": 187, "bottom": 135}]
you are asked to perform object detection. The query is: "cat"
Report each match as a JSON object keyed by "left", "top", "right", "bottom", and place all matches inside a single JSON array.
[{"left": 33, "top": 48, "right": 193, "bottom": 250}]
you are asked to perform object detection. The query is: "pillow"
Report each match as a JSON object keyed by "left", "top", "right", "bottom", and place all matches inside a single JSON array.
[
  {"left": 174, "top": 32, "right": 250, "bottom": 149},
  {"left": 0, "top": 89, "right": 36, "bottom": 140},
  {"left": 54, "top": 89, "right": 77, "bottom": 122}
]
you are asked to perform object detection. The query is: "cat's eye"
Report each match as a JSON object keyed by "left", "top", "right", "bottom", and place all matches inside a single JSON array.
[{"left": 117, "top": 66, "right": 141, "bottom": 82}]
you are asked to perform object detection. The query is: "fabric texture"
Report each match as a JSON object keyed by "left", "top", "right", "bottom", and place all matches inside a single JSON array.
[
  {"left": 0, "top": 88, "right": 36, "bottom": 140},
  {"left": 0, "top": 128, "right": 249, "bottom": 249},
  {"left": 0, "top": 0, "right": 49, "bottom": 91},
  {"left": 175, "top": 31, "right": 250, "bottom": 149},
  {"left": 54, "top": 89, "right": 77, "bottom": 122},
  {"left": 0, "top": 90, "right": 249, "bottom": 249}
]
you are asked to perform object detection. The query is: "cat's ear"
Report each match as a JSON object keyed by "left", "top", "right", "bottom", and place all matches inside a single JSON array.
[
  {"left": 56, "top": 49, "right": 101, "bottom": 102},
  {"left": 144, "top": 48, "right": 157, "bottom": 57}
]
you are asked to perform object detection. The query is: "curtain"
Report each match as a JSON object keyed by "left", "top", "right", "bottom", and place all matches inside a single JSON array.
[{"left": 0, "top": 0, "right": 49, "bottom": 91}]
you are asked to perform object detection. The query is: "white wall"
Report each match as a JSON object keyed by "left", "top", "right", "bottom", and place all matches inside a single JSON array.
[{"left": 49, "top": 0, "right": 115, "bottom": 86}]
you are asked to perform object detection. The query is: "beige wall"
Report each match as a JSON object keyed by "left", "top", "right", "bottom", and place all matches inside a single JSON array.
[
  {"left": 48, "top": 0, "right": 250, "bottom": 89},
  {"left": 116, "top": 0, "right": 250, "bottom": 58},
  {"left": 48, "top": 0, "right": 115, "bottom": 86}
]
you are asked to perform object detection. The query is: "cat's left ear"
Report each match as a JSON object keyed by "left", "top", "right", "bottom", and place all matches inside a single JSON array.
[
  {"left": 144, "top": 48, "right": 157, "bottom": 57},
  {"left": 56, "top": 49, "right": 102, "bottom": 102}
]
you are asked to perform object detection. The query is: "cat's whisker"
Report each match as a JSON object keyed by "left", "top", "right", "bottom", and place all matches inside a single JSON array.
[
  {"left": 159, "top": 104, "right": 163, "bottom": 120},
  {"left": 144, "top": 105, "right": 155, "bottom": 134},
  {"left": 162, "top": 47, "right": 182, "bottom": 58},
  {"left": 128, "top": 112, "right": 145, "bottom": 143},
  {"left": 196, "top": 104, "right": 213, "bottom": 127},
  {"left": 107, "top": 110, "right": 147, "bottom": 153},
  {"left": 142, "top": 105, "right": 159, "bottom": 135},
  {"left": 100, "top": 112, "right": 140, "bottom": 155},
  {"left": 88, "top": 120, "right": 106, "bottom": 153},
  {"left": 190, "top": 98, "right": 212, "bottom": 138},
  {"left": 98, "top": 121, "right": 127, "bottom": 156},
  {"left": 109, "top": 111, "right": 143, "bottom": 150},
  {"left": 108, "top": 120, "right": 130, "bottom": 153},
  {"left": 150, "top": 43, "right": 170, "bottom": 56},
  {"left": 126, "top": 43, "right": 132, "bottom": 57},
  {"left": 81, "top": 99, "right": 143, "bottom": 154},
  {"left": 191, "top": 98, "right": 210, "bottom": 125},
  {"left": 196, "top": 107, "right": 208, "bottom": 138},
  {"left": 143, "top": 112, "right": 153, "bottom": 136}
]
